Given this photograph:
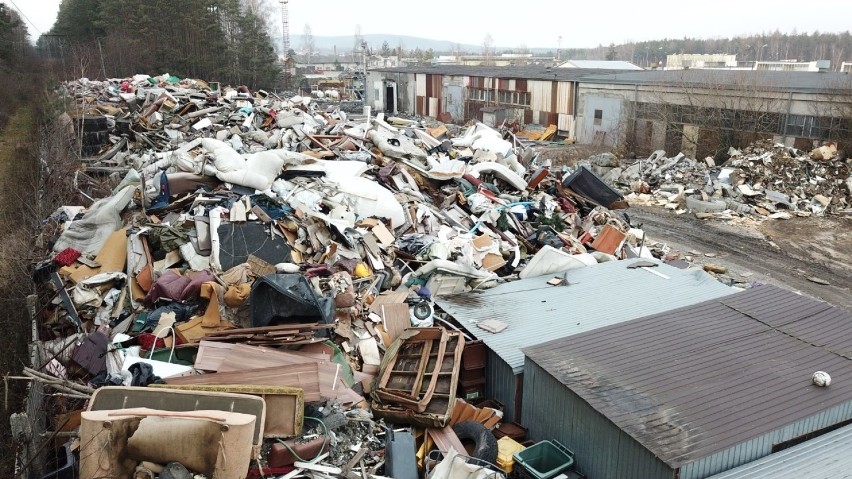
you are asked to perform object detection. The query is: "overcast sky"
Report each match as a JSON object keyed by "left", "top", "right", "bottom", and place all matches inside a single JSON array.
[{"left": 7, "top": 0, "right": 852, "bottom": 49}]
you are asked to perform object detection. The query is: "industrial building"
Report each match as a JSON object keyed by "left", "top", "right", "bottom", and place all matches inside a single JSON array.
[
  {"left": 575, "top": 69, "right": 852, "bottom": 155},
  {"left": 366, "top": 65, "right": 612, "bottom": 138},
  {"left": 558, "top": 59, "right": 643, "bottom": 70},
  {"left": 522, "top": 285, "right": 852, "bottom": 479},
  {"left": 368, "top": 65, "right": 852, "bottom": 157},
  {"left": 435, "top": 259, "right": 736, "bottom": 422}
]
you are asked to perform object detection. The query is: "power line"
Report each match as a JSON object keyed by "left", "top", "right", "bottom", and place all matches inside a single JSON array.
[{"left": 4, "top": 0, "right": 42, "bottom": 36}]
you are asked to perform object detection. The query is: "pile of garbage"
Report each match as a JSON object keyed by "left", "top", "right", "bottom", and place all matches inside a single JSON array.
[
  {"left": 22, "top": 74, "right": 655, "bottom": 479},
  {"left": 600, "top": 140, "right": 852, "bottom": 218}
]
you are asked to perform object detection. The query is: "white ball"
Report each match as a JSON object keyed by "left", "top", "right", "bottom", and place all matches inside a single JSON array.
[{"left": 813, "top": 371, "right": 831, "bottom": 387}]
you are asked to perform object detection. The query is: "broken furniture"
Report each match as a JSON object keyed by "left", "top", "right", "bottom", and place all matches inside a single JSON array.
[
  {"left": 372, "top": 328, "right": 465, "bottom": 428},
  {"left": 79, "top": 407, "right": 256, "bottom": 479},
  {"left": 87, "top": 386, "right": 266, "bottom": 457},
  {"left": 149, "top": 384, "right": 304, "bottom": 437}
]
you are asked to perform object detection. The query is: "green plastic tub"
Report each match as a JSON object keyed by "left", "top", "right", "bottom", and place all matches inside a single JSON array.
[{"left": 513, "top": 440, "right": 575, "bottom": 479}]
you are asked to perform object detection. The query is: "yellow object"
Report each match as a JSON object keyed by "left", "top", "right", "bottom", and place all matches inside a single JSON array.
[
  {"left": 496, "top": 436, "right": 525, "bottom": 473},
  {"left": 540, "top": 124, "right": 558, "bottom": 141},
  {"left": 353, "top": 263, "right": 371, "bottom": 278}
]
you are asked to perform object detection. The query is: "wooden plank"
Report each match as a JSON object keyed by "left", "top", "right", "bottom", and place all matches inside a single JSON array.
[
  {"left": 193, "top": 341, "right": 235, "bottom": 371},
  {"left": 218, "top": 344, "right": 338, "bottom": 372},
  {"left": 458, "top": 403, "right": 477, "bottom": 424},
  {"left": 427, "top": 426, "right": 466, "bottom": 454},
  {"left": 151, "top": 384, "right": 304, "bottom": 437},
  {"left": 379, "top": 304, "right": 411, "bottom": 342},
  {"left": 217, "top": 344, "right": 346, "bottom": 402},
  {"left": 203, "top": 323, "right": 330, "bottom": 337},
  {"left": 483, "top": 414, "right": 502, "bottom": 430},
  {"left": 368, "top": 291, "right": 409, "bottom": 313},
  {"left": 164, "top": 364, "right": 322, "bottom": 402},
  {"left": 474, "top": 407, "right": 493, "bottom": 424}
]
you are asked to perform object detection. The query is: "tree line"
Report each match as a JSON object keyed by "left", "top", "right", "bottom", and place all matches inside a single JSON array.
[
  {"left": 568, "top": 31, "right": 852, "bottom": 69},
  {"left": 0, "top": 4, "right": 40, "bottom": 130},
  {"left": 338, "top": 30, "right": 852, "bottom": 70},
  {"left": 39, "top": 0, "right": 281, "bottom": 90}
]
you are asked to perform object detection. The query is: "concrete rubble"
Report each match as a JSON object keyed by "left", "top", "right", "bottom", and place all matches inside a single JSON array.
[
  {"left": 22, "top": 74, "right": 739, "bottom": 479},
  {"left": 595, "top": 139, "right": 852, "bottom": 219}
]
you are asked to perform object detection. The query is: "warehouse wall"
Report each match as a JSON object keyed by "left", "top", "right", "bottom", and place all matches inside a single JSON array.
[
  {"left": 485, "top": 351, "right": 522, "bottom": 423},
  {"left": 681, "top": 400, "right": 852, "bottom": 479},
  {"left": 522, "top": 359, "right": 675, "bottom": 479}
]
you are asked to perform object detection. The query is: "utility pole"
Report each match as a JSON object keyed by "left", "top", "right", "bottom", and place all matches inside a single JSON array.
[
  {"left": 280, "top": 0, "right": 291, "bottom": 89},
  {"left": 557, "top": 35, "right": 562, "bottom": 62}
]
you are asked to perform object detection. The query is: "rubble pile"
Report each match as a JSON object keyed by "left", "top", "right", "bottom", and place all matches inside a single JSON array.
[
  {"left": 602, "top": 140, "right": 852, "bottom": 218},
  {"left": 24, "top": 74, "right": 653, "bottom": 479}
]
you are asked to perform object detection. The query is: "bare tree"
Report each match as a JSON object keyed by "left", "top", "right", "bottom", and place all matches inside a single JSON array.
[
  {"left": 482, "top": 33, "right": 495, "bottom": 65},
  {"left": 510, "top": 44, "right": 530, "bottom": 65},
  {"left": 302, "top": 23, "right": 315, "bottom": 63},
  {"left": 352, "top": 24, "right": 363, "bottom": 62},
  {"left": 243, "top": 0, "right": 274, "bottom": 34},
  {"left": 630, "top": 71, "right": 786, "bottom": 159},
  {"left": 806, "top": 75, "right": 852, "bottom": 152}
]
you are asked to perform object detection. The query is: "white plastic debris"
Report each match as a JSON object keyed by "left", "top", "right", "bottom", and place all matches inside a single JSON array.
[{"left": 813, "top": 371, "right": 831, "bottom": 387}]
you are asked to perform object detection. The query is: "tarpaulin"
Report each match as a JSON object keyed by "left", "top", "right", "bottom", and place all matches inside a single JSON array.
[
  {"left": 562, "top": 166, "right": 628, "bottom": 209},
  {"left": 249, "top": 274, "right": 334, "bottom": 328}
]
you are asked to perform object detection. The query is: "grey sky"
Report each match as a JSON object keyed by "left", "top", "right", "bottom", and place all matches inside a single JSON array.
[{"left": 7, "top": 0, "right": 852, "bottom": 49}]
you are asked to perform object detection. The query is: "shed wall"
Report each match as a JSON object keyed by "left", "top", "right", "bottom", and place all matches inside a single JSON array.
[
  {"left": 681, "top": 400, "right": 852, "bottom": 478},
  {"left": 522, "top": 360, "right": 675, "bottom": 479},
  {"left": 486, "top": 351, "right": 521, "bottom": 423}
]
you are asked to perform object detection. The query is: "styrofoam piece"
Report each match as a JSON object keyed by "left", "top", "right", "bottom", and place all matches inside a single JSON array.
[
  {"left": 470, "top": 162, "right": 528, "bottom": 191},
  {"left": 330, "top": 176, "right": 406, "bottom": 228},
  {"left": 519, "top": 246, "right": 596, "bottom": 279}
]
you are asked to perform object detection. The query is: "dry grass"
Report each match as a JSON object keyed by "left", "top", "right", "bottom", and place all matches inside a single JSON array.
[{"left": 0, "top": 105, "right": 40, "bottom": 478}]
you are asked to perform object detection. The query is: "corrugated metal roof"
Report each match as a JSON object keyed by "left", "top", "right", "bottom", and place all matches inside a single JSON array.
[
  {"left": 370, "top": 65, "right": 620, "bottom": 82},
  {"left": 523, "top": 285, "right": 852, "bottom": 468},
  {"left": 371, "top": 66, "right": 851, "bottom": 94},
  {"left": 706, "top": 423, "right": 852, "bottom": 479},
  {"left": 435, "top": 259, "right": 736, "bottom": 374},
  {"left": 579, "top": 69, "right": 852, "bottom": 94},
  {"left": 560, "top": 60, "right": 643, "bottom": 70}
]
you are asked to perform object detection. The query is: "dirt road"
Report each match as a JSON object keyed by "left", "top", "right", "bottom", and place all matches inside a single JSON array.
[{"left": 628, "top": 205, "right": 852, "bottom": 313}]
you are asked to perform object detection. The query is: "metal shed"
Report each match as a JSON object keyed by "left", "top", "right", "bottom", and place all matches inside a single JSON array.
[
  {"left": 435, "top": 259, "right": 736, "bottom": 422},
  {"left": 522, "top": 285, "right": 852, "bottom": 479},
  {"left": 706, "top": 422, "right": 852, "bottom": 478}
]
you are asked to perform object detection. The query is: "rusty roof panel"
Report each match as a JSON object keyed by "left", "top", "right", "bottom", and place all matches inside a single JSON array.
[{"left": 523, "top": 285, "right": 852, "bottom": 468}]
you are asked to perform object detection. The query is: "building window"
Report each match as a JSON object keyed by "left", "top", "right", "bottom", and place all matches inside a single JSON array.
[
  {"left": 594, "top": 109, "right": 603, "bottom": 126},
  {"left": 785, "top": 115, "right": 809, "bottom": 136}
]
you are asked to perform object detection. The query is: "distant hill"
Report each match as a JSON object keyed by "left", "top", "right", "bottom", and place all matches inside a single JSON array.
[
  {"left": 279, "top": 31, "right": 852, "bottom": 71},
  {"left": 281, "top": 34, "right": 486, "bottom": 54}
]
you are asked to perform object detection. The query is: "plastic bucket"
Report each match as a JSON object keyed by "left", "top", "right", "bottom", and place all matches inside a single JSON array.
[{"left": 513, "top": 440, "right": 574, "bottom": 479}]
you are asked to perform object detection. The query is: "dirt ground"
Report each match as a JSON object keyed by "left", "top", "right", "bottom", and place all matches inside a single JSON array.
[{"left": 628, "top": 205, "right": 852, "bottom": 313}]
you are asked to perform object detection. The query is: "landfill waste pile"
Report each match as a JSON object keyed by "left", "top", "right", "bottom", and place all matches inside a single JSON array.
[
  {"left": 19, "top": 73, "right": 675, "bottom": 479},
  {"left": 595, "top": 139, "right": 852, "bottom": 219}
]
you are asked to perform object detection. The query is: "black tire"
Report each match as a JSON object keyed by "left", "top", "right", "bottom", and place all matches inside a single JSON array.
[{"left": 452, "top": 421, "right": 498, "bottom": 464}]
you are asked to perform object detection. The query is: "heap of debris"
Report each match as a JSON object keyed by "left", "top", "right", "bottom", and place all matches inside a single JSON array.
[
  {"left": 600, "top": 139, "right": 852, "bottom": 218},
  {"left": 20, "top": 74, "right": 657, "bottom": 479}
]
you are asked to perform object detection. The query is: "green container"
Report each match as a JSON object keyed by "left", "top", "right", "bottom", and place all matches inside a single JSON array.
[
  {"left": 148, "top": 345, "right": 197, "bottom": 366},
  {"left": 513, "top": 440, "right": 575, "bottom": 479}
]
